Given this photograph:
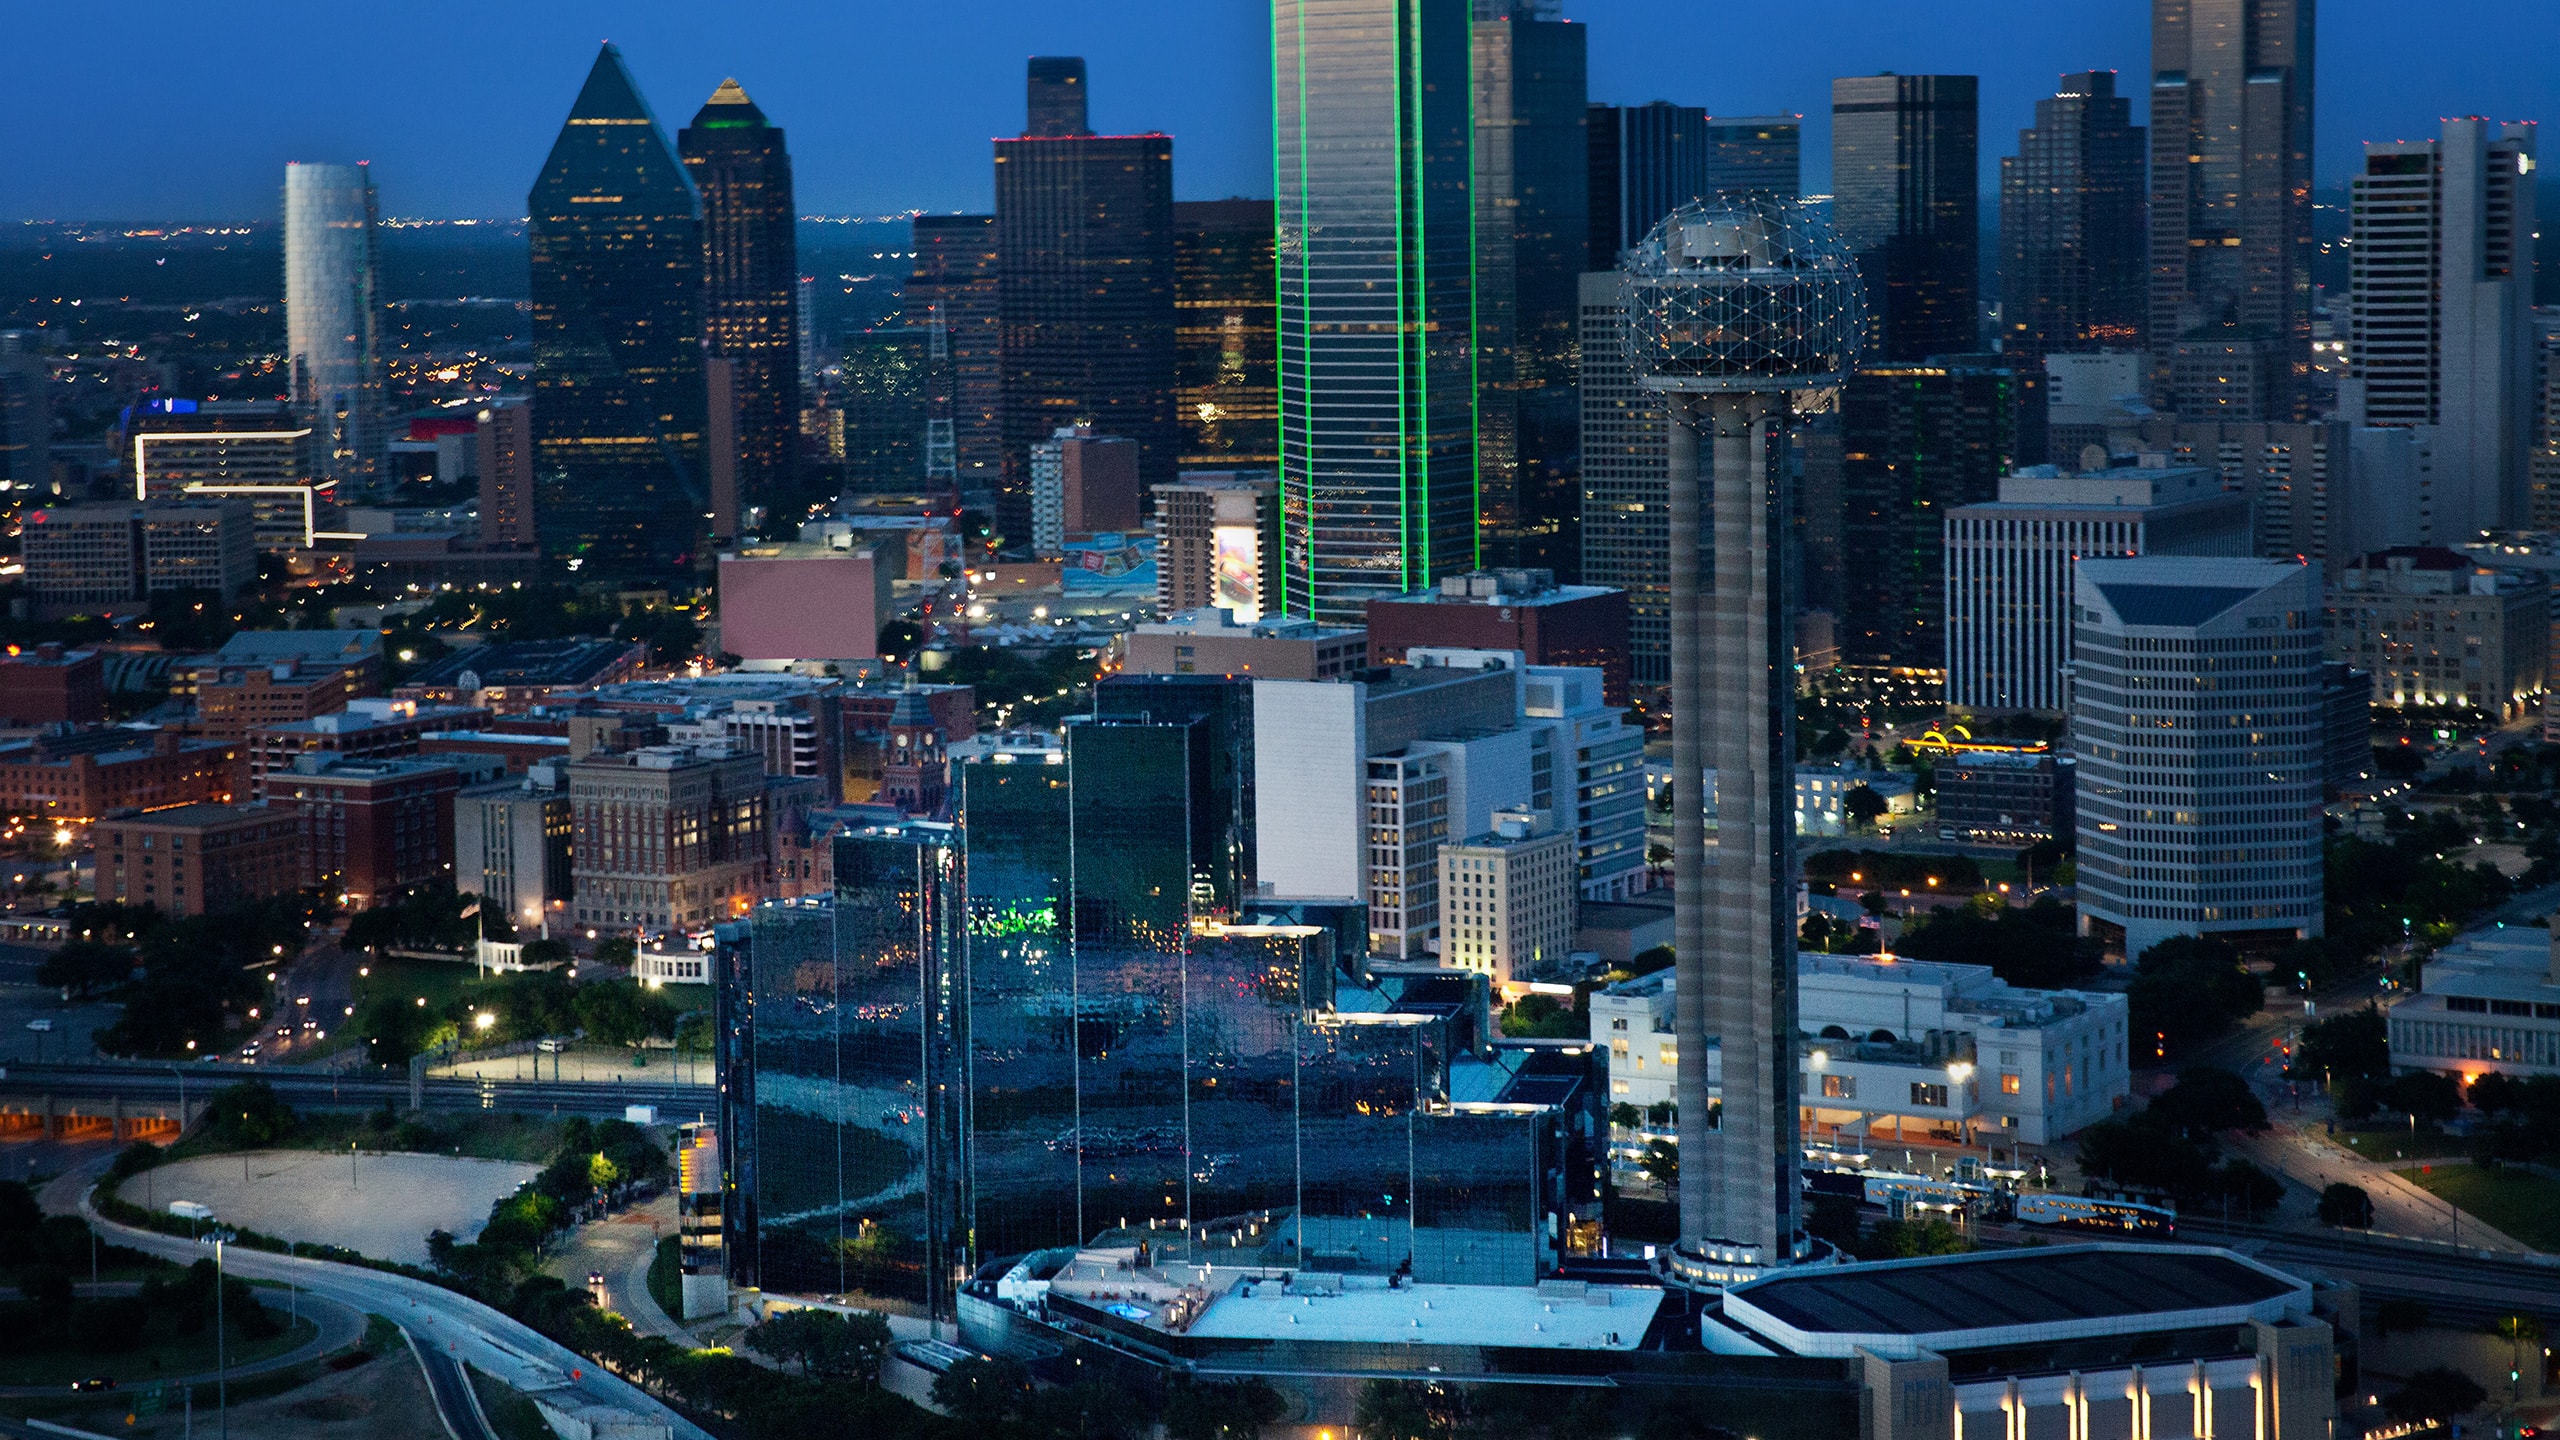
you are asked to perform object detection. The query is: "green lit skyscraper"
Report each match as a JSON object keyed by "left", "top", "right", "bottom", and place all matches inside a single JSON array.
[
  {"left": 1275, "top": 0, "right": 1479, "bottom": 624},
  {"left": 528, "top": 43, "right": 707, "bottom": 574}
]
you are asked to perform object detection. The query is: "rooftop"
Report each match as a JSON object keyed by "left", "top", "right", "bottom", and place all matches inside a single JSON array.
[
  {"left": 207, "top": 630, "right": 381, "bottom": 667},
  {"left": 1383, "top": 568, "right": 1616, "bottom": 608},
  {"left": 1722, "top": 1244, "right": 2308, "bottom": 1359},
  {"left": 402, "top": 639, "right": 643, "bottom": 691},
  {"left": 1184, "top": 1273, "right": 1662, "bottom": 1350},
  {"left": 99, "top": 803, "right": 274, "bottom": 829},
  {"left": 1139, "top": 609, "right": 1363, "bottom": 641}
]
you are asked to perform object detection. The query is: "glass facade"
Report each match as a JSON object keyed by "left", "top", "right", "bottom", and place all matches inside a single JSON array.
[
  {"left": 1274, "top": 0, "right": 1480, "bottom": 624},
  {"left": 528, "top": 43, "right": 707, "bottom": 575},
  {"left": 679, "top": 81, "right": 803, "bottom": 536},
  {"left": 1999, "top": 73, "right": 2147, "bottom": 360},
  {"left": 283, "top": 162, "right": 383, "bottom": 492},
  {"left": 1172, "top": 199, "right": 1280, "bottom": 469},
  {"left": 1830, "top": 74, "right": 1980, "bottom": 363}
]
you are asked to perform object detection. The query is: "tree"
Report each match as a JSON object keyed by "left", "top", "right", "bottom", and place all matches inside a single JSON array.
[
  {"left": 935, "top": 1355, "right": 1034, "bottom": 1431},
  {"left": 2317, "top": 1183, "right": 2373, "bottom": 1229},
  {"left": 2127, "top": 935, "right": 2261, "bottom": 1059},
  {"left": 2372, "top": 1298, "right": 2430, "bottom": 1337},
  {"left": 2385, "top": 1367, "right": 2486, "bottom": 1424},
  {"left": 1355, "top": 1380, "right": 1458, "bottom": 1440},
  {"left": 37, "top": 939, "right": 133, "bottom": 999},
  {"left": 2290, "top": 1007, "right": 2391, "bottom": 1085},
  {"left": 2382, "top": 1070, "right": 2464, "bottom": 1126},
  {"left": 205, "top": 1080, "right": 295, "bottom": 1148},
  {"left": 2146, "top": 1066, "right": 2270, "bottom": 1139},
  {"left": 1843, "top": 784, "right": 1889, "bottom": 833},
  {"left": 1640, "top": 1138, "right": 1678, "bottom": 1189},
  {"left": 1163, "top": 1377, "right": 1288, "bottom": 1440}
]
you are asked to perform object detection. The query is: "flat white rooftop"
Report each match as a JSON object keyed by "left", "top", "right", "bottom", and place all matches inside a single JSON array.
[{"left": 1185, "top": 1275, "right": 1663, "bottom": 1350}]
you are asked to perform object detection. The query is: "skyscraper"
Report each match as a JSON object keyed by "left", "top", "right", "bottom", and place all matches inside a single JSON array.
[
  {"left": 0, "top": 332, "right": 48, "bottom": 492},
  {"left": 1172, "top": 199, "right": 1278, "bottom": 468},
  {"left": 2148, "top": 0, "right": 2316, "bottom": 422},
  {"left": 994, "top": 59, "right": 1177, "bottom": 552},
  {"left": 2341, "top": 119, "right": 2539, "bottom": 536},
  {"left": 680, "top": 79, "right": 802, "bottom": 541},
  {"left": 283, "top": 162, "right": 384, "bottom": 491},
  {"left": 1587, "top": 101, "right": 1709, "bottom": 269},
  {"left": 1831, "top": 74, "right": 1980, "bottom": 362},
  {"left": 475, "top": 398, "right": 535, "bottom": 551},
  {"left": 1472, "top": 0, "right": 1587, "bottom": 574},
  {"left": 528, "top": 43, "right": 707, "bottom": 574},
  {"left": 1576, "top": 271, "right": 1677, "bottom": 683},
  {"left": 1275, "top": 0, "right": 1478, "bottom": 624},
  {"left": 1999, "top": 72, "right": 2146, "bottom": 361},
  {"left": 907, "top": 214, "right": 1002, "bottom": 510},
  {"left": 1702, "top": 117, "right": 1802, "bottom": 198}
]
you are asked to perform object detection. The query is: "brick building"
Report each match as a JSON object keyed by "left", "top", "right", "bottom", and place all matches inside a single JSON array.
[
  {"left": 266, "top": 757, "right": 465, "bottom": 907},
  {"left": 567, "top": 745, "right": 768, "bottom": 935},
  {"left": 195, "top": 660, "right": 382, "bottom": 740},
  {"left": 840, "top": 682, "right": 976, "bottom": 811},
  {"left": 0, "top": 731, "right": 243, "bottom": 820},
  {"left": 1365, "top": 570, "right": 1632, "bottom": 705},
  {"left": 94, "top": 803, "right": 299, "bottom": 916},
  {"left": 245, "top": 698, "right": 491, "bottom": 799},
  {"left": 0, "top": 645, "right": 105, "bottom": 725}
]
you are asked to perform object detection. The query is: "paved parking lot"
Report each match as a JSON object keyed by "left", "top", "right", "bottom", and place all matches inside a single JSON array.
[{"left": 142, "top": 1150, "right": 541, "bottom": 1264}]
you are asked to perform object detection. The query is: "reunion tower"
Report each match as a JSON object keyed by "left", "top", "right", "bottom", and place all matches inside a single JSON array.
[{"left": 1620, "top": 197, "right": 1863, "bottom": 1285}]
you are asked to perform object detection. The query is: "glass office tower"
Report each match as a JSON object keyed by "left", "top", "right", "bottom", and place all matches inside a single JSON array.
[
  {"left": 528, "top": 43, "right": 707, "bottom": 574},
  {"left": 1831, "top": 74, "right": 1980, "bottom": 362},
  {"left": 713, "top": 822, "right": 963, "bottom": 1318},
  {"left": 283, "top": 162, "right": 384, "bottom": 492},
  {"left": 1274, "top": 0, "right": 1480, "bottom": 624},
  {"left": 1173, "top": 199, "right": 1280, "bottom": 469},
  {"left": 680, "top": 79, "right": 802, "bottom": 539},
  {"left": 2000, "top": 72, "right": 2146, "bottom": 361}
]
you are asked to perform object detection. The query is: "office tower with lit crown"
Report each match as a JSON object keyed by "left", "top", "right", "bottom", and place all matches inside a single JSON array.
[
  {"left": 993, "top": 58, "right": 1177, "bottom": 552},
  {"left": 2071, "top": 555, "right": 2324, "bottom": 960},
  {"left": 1275, "top": 0, "right": 1478, "bottom": 624},
  {"left": 1472, "top": 0, "right": 1587, "bottom": 575},
  {"left": 2149, "top": 0, "right": 2316, "bottom": 421},
  {"left": 527, "top": 43, "right": 707, "bottom": 574},
  {"left": 1172, "top": 199, "right": 1279, "bottom": 467},
  {"left": 680, "top": 79, "right": 802, "bottom": 541},
  {"left": 283, "top": 162, "right": 384, "bottom": 492},
  {"left": 1831, "top": 74, "right": 1979, "bottom": 362},
  {"left": 1999, "top": 72, "right": 2146, "bottom": 361},
  {"left": 908, "top": 214, "right": 1002, "bottom": 509},
  {"left": 2341, "top": 119, "right": 2539, "bottom": 536}
]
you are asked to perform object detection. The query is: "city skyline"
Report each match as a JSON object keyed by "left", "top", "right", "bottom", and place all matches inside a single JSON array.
[{"left": 11, "top": 0, "right": 2559, "bottom": 221}]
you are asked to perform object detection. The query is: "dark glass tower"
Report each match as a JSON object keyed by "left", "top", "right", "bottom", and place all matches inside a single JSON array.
[
  {"left": 2149, "top": 0, "right": 2316, "bottom": 421},
  {"left": 1275, "top": 0, "right": 1479, "bottom": 624},
  {"left": 1831, "top": 74, "right": 1981, "bottom": 362},
  {"left": 907, "top": 215, "right": 1002, "bottom": 512},
  {"left": 1172, "top": 199, "right": 1279, "bottom": 468},
  {"left": 1834, "top": 359, "right": 2043, "bottom": 669},
  {"left": 528, "top": 43, "right": 706, "bottom": 574},
  {"left": 1586, "top": 101, "right": 1711, "bottom": 269},
  {"left": 2000, "top": 72, "right": 2146, "bottom": 361},
  {"left": 680, "top": 79, "right": 802, "bottom": 540},
  {"left": 993, "top": 60, "right": 1178, "bottom": 552},
  {"left": 1472, "top": 1, "right": 1587, "bottom": 575}
]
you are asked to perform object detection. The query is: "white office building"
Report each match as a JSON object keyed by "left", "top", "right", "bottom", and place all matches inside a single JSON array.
[
  {"left": 1944, "top": 459, "right": 2251, "bottom": 713},
  {"left": 1591, "top": 952, "right": 2130, "bottom": 1161},
  {"left": 2070, "top": 556, "right": 2325, "bottom": 960},
  {"left": 1438, "top": 809, "right": 1577, "bottom": 984},
  {"left": 2340, "top": 119, "right": 2539, "bottom": 537},
  {"left": 2387, "top": 923, "right": 2560, "bottom": 1078}
]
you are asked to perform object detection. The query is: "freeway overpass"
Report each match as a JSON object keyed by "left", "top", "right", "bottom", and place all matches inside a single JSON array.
[{"left": 0, "top": 1061, "right": 714, "bottom": 1125}]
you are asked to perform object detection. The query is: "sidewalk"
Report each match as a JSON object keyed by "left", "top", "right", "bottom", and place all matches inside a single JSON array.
[{"left": 2234, "top": 1123, "right": 2536, "bottom": 1255}]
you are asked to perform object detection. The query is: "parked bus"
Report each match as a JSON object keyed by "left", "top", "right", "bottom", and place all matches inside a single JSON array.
[{"left": 2013, "top": 1192, "right": 2176, "bottom": 1236}]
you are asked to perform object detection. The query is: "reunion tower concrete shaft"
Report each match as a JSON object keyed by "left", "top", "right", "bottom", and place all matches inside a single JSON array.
[{"left": 1622, "top": 198, "right": 1863, "bottom": 1282}]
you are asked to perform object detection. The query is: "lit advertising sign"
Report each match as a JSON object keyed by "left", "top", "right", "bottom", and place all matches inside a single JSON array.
[{"left": 1213, "top": 523, "right": 1260, "bottom": 622}]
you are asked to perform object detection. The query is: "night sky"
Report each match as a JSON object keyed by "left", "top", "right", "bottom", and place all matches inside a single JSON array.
[{"left": 10, "top": 0, "right": 2556, "bottom": 221}]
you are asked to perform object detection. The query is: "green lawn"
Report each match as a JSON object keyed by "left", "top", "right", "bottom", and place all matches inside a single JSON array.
[
  {"left": 2335, "top": 1126, "right": 2456, "bottom": 1162},
  {"left": 2397, "top": 1164, "right": 2560, "bottom": 1253},
  {"left": 0, "top": 1310, "right": 317, "bottom": 1389}
]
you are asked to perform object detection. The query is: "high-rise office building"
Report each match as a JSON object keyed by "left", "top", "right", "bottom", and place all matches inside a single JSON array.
[
  {"left": 2148, "top": 0, "right": 2316, "bottom": 422},
  {"left": 993, "top": 59, "right": 1177, "bottom": 551},
  {"left": 1943, "top": 461, "right": 2251, "bottom": 713},
  {"left": 680, "top": 79, "right": 802, "bottom": 540},
  {"left": 1172, "top": 199, "right": 1278, "bottom": 468},
  {"left": 907, "top": 214, "right": 1001, "bottom": 508},
  {"left": 1702, "top": 117, "right": 1802, "bottom": 198},
  {"left": 2341, "top": 119, "right": 2539, "bottom": 536},
  {"left": 0, "top": 331, "right": 50, "bottom": 491},
  {"left": 475, "top": 398, "right": 535, "bottom": 551},
  {"left": 1587, "top": 102, "right": 1708, "bottom": 268},
  {"left": 1473, "top": 0, "right": 1587, "bottom": 574},
  {"left": 2535, "top": 314, "right": 2560, "bottom": 530},
  {"left": 1835, "top": 359, "right": 2042, "bottom": 670},
  {"left": 1275, "top": 0, "right": 1478, "bottom": 624},
  {"left": 125, "top": 398, "right": 322, "bottom": 553},
  {"left": 1576, "top": 271, "right": 1676, "bottom": 684},
  {"left": 1998, "top": 72, "right": 2146, "bottom": 361},
  {"left": 2071, "top": 555, "right": 2324, "bottom": 959},
  {"left": 1831, "top": 74, "right": 1980, "bottom": 362},
  {"left": 283, "top": 162, "right": 383, "bottom": 492},
  {"left": 528, "top": 43, "right": 707, "bottom": 574}
]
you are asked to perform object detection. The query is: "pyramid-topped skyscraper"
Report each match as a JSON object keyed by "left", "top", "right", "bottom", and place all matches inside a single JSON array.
[{"left": 529, "top": 42, "right": 707, "bottom": 574}]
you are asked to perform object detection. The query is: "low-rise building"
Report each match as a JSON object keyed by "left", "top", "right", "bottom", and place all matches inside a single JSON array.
[
  {"left": 20, "top": 500, "right": 257, "bottom": 613},
  {"left": 715, "top": 540, "right": 896, "bottom": 663},
  {"left": 1366, "top": 569, "right": 1634, "bottom": 706},
  {"left": 183, "top": 630, "right": 384, "bottom": 701},
  {"left": 1436, "top": 809, "right": 1577, "bottom": 983},
  {"left": 1152, "top": 471, "right": 1278, "bottom": 621},
  {"left": 840, "top": 682, "right": 975, "bottom": 813},
  {"left": 194, "top": 658, "right": 380, "bottom": 740},
  {"left": 245, "top": 698, "right": 491, "bottom": 799},
  {"left": 0, "top": 729, "right": 243, "bottom": 820},
  {"left": 455, "top": 764, "right": 574, "bottom": 934},
  {"left": 1933, "top": 751, "right": 2074, "bottom": 845},
  {"left": 0, "top": 644, "right": 105, "bottom": 726},
  {"left": 2328, "top": 546, "right": 2549, "bottom": 718},
  {"left": 1792, "top": 765, "right": 1921, "bottom": 837},
  {"left": 394, "top": 639, "right": 650, "bottom": 714},
  {"left": 266, "top": 756, "right": 465, "bottom": 907},
  {"left": 568, "top": 744, "right": 768, "bottom": 935},
  {"left": 1121, "top": 609, "right": 1368, "bottom": 680},
  {"left": 1592, "top": 951, "right": 2129, "bottom": 1152},
  {"left": 94, "top": 803, "right": 298, "bottom": 916},
  {"left": 2387, "top": 923, "right": 2560, "bottom": 1078}
]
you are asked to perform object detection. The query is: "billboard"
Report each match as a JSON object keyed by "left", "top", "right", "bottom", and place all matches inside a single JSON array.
[{"left": 1213, "top": 522, "right": 1262, "bottom": 623}]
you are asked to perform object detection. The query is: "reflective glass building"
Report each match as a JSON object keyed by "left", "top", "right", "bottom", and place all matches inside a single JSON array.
[
  {"left": 528, "top": 43, "right": 707, "bottom": 574},
  {"left": 1274, "top": 0, "right": 1480, "bottom": 624},
  {"left": 1172, "top": 199, "right": 1279, "bottom": 469},
  {"left": 680, "top": 80, "right": 802, "bottom": 539},
  {"left": 283, "top": 162, "right": 383, "bottom": 492},
  {"left": 1831, "top": 74, "right": 1981, "bottom": 362}
]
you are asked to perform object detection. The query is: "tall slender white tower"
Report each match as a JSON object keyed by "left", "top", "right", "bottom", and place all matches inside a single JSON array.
[
  {"left": 284, "top": 162, "right": 384, "bottom": 492},
  {"left": 1621, "top": 197, "right": 1861, "bottom": 1284}
]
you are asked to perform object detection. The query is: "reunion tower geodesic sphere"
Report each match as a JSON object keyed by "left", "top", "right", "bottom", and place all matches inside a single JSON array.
[{"left": 1621, "top": 194, "right": 1864, "bottom": 394}]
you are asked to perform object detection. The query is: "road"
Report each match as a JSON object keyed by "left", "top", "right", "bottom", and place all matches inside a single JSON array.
[
  {"left": 70, "top": 1180, "right": 715, "bottom": 1440},
  {"left": 404, "top": 1326, "right": 498, "bottom": 1440},
  {"left": 0, "top": 1061, "right": 710, "bottom": 1118}
]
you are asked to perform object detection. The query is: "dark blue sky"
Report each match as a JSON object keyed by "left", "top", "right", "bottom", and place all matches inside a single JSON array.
[{"left": 10, "top": 0, "right": 2554, "bottom": 220}]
